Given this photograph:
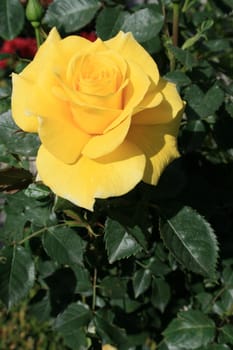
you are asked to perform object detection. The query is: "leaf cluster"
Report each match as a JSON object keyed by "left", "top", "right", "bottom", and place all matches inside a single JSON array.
[{"left": 1, "top": 0, "right": 233, "bottom": 349}]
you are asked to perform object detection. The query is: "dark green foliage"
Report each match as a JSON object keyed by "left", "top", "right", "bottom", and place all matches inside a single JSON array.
[{"left": 0, "top": 0, "right": 233, "bottom": 349}]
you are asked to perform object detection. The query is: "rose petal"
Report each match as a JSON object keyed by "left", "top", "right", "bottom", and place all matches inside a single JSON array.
[
  {"left": 39, "top": 117, "right": 91, "bottom": 164},
  {"left": 132, "top": 79, "right": 185, "bottom": 125},
  {"left": 128, "top": 118, "right": 181, "bottom": 184},
  {"left": 82, "top": 116, "right": 131, "bottom": 159},
  {"left": 106, "top": 31, "right": 160, "bottom": 85},
  {"left": 104, "top": 58, "right": 151, "bottom": 133},
  {"left": 11, "top": 73, "right": 39, "bottom": 132},
  {"left": 36, "top": 142, "right": 146, "bottom": 211}
]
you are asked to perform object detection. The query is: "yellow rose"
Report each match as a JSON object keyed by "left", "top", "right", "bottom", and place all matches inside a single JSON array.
[
  {"left": 11, "top": 28, "right": 184, "bottom": 211},
  {"left": 102, "top": 345, "right": 118, "bottom": 350}
]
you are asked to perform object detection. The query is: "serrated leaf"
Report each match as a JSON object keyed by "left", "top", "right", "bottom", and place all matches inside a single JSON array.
[
  {"left": 121, "top": 6, "right": 164, "bottom": 43},
  {"left": 0, "top": 0, "right": 24, "bottom": 40},
  {"left": 218, "top": 325, "right": 233, "bottom": 345},
  {"left": 184, "top": 84, "right": 224, "bottom": 118},
  {"left": 54, "top": 301, "right": 92, "bottom": 333},
  {"left": 160, "top": 206, "right": 219, "bottom": 278},
  {"left": 127, "top": 225, "right": 148, "bottom": 251},
  {"left": 43, "top": 0, "right": 100, "bottom": 33},
  {"left": 94, "top": 312, "right": 127, "bottom": 347},
  {"left": 0, "top": 111, "right": 40, "bottom": 157},
  {"left": 151, "top": 278, "right": 171, "bottom": 313},
  {"left": 133, "top": 268, "right": 152, "bottom": 298},
  {"left": 100, "top": 276, "right": 128, "bottom": 298},
  {"left": 104, "top": 218, "right": 141, "bottom": 264},
  {"left": 63, "top": 328, "right": 88, "bottom": 350},
  {"left": 0, "top": 245, "right": 35, "bottom": 308},
  {"left": 165, "top": 71, "right": 191, "bottom": 88},
  {"left": 42, "top": 226, "right": 86, "bottom": 266},
  {"left": 96, "top": 6, "right": 128, "bottom": 40},
  {"left": 163, "top": 310, "right": 215, "bottom": 349},
  {"left": 72, "top": 265, "right": 92, "bottom": 295},
  {"left": 197, "top": 344, "right": 231, "bottom": 350}
]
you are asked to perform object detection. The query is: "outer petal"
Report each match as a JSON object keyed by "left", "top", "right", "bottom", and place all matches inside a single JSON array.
[
  {"left": 21, "top": 28, "right": 90, "bottom": 84},
  {"left": 11, "top": 73, "right": 39, "bottom": 132},
  {"left": 19, "top": 27, "right": 61, "bottom": 83},
  {"left": 82, "top": 116, "right": 131, "bottom": 159},
  {"left": 39, "top": 117, "right": 91, "bottom": 164},
  {"left": 133, "top": 79, "right": 185, "bottom": 125},
  {"left": 127, "top": 118, "right": 181, "bottom": 184},
  {"left": 105, "top": 31, "right": 160, "bottom": 85},
  {"left": 36, "top": 142, "right": 146, "bottom": 211}
]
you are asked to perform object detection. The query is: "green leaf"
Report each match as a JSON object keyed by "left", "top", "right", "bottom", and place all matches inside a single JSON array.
[
  {"left": 197, "top": 345, "right": 231, "bottom": 350},
  {"left": 151, "top": 278, "right": 171, "bottom": 313},
  {"left": 213, "top": 289, "right": 233, "bottom": 316},
  {"left": 24, "top": 183, "right": 51, "bottom": 200},
  {"left": 184, "top": 84, "right": 225, "bottom": 118},
  {"left": 29, "top": 294, "right": 51, "bottom": 322},
  {"left": 0, "top": 245, "right": 35, "bottom": 308},
  {"left": 72, "top": 265, "right": 92, "bottom": 296},
  {"left": 168, "top": 45, "right": 196, "bottom": 70},
  {"left": 133, "top": 268, "right": 152, "bottom": 298},
  {"left": 0, "top": 111, "right": 40, "bottom": 157},
  {"left": 104, "top": 218, "right": 142, "bottom": 264},
  {"left": 42, "top": 226, "right": 86, "bottom": 266},
  {"left": 0, "top": 167, "right": 33, "bottom": 192},
  {"left": 222, "top": 265, "right": 233, "bottom": 288},
  {"left": 100, "top": 276, "right": 128, "bottom": 298},
  {"left": 163, "top": 310, "right": 216, "bottom": 349},
  {"left": 94, "top": 312, "right": 127, "bottom": 347},
  {"left": 43, "top": 0, "right": 100, "bottom": 33},
  {"left": 96, "top": 6, "right": 128, "bottom": 40},
  {"left": 164, "top": 71, "right": 191, "bottom": 88},
  {"left": 160, "top": 206, "right": 219, "bottom": 278},
  {"left": 62, "top": 328, "right": 88, "bottom": 350},
  {"left": 181, "top": 119, "right": 207, "bottom": 152},
  {"left": 0, "top": 0, "right": 24, "bottom": 40},
  {"left": 120, "top": 6, "right": 164, "bottom": 43},
  {"left": 54, "top": 302, "right": 92, "bottom": 340},
  {"left": 127, "top": 225, "right": 149, "bottom": 251},
  {"left": 219, "top": 325, "right": 233, "bottom": 345}
]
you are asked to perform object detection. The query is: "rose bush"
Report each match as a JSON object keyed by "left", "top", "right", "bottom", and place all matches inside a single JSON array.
[
  {"left": 0, "top": 37, "right": 37, "bottom": 69},
  {"left": 11, "top": 28, "right": 184, "bottom": 210}
]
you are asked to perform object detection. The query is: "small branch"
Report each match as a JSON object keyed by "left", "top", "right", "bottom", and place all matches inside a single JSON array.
[
  {"left": 172, "top": 1, "right": 180, "bottom": 47},
  {"left": 17, "top": 223, "right": 66, "bottom": 245}
]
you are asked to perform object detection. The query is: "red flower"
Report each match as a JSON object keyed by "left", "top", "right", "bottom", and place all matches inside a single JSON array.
[
  {"left": 79, "top": 31, "right": 97, "bottom": 42},
  {"left": 0, "top": 37, "right": 37, "bottom": 69}
]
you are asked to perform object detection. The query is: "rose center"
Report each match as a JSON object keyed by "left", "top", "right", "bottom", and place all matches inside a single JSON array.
[{"left": 69, "top": 53, "right": 123, "bottom": 97}]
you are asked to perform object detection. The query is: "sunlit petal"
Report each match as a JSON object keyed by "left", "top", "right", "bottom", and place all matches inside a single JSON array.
[{"left": 36, "top": 142, "right": 146, "bottom": 211}]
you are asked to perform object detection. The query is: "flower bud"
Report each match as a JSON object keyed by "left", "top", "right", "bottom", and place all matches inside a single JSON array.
[{"left": 26, "top": 0, "right": 44, "bottom": 25}]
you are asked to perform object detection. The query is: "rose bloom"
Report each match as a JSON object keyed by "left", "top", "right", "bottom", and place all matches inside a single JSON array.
[{"left": 11, "top": 28, "right": 184, "bottom": 211}]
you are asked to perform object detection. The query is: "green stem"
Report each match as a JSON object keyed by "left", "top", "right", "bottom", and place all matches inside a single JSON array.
[
  {"left": 92, "top": 268, "right": 97, "bottom": 311},
  {"left": 34, "top": 26, "right": 41, "bottom": 49},
  {"left": 17, "top": 223, "right": 66, "bottom": 245},
  {"left": 172, "top": 1, "right": 180, "bottom": 47},
  {"left": 18, "top": 227, "right": 47, "bottom": 245}
]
